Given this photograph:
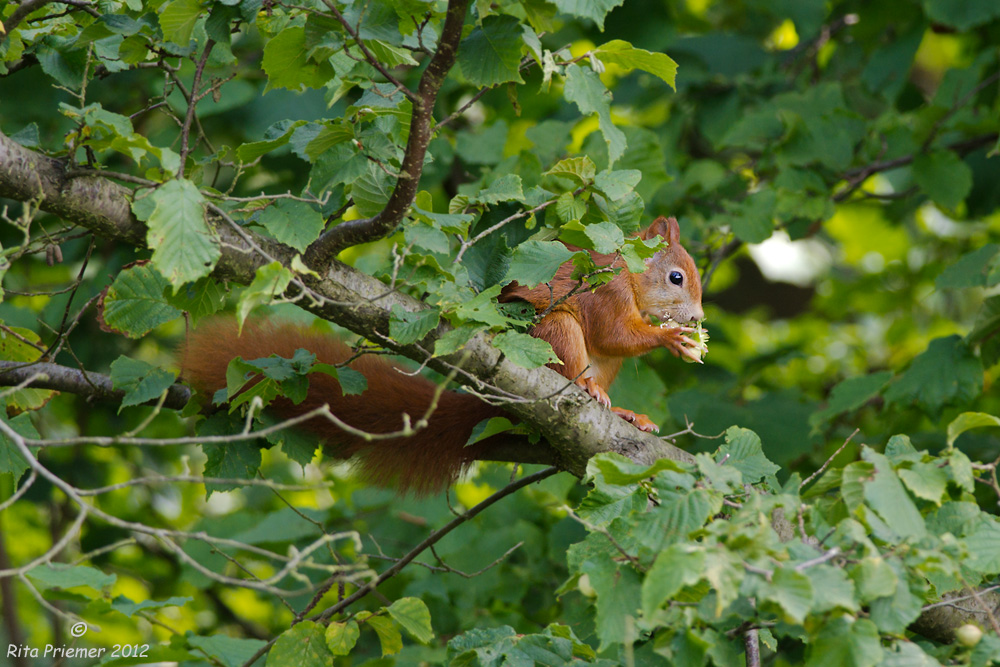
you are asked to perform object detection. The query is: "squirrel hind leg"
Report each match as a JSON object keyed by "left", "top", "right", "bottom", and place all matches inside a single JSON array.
[{"left": 611, "top": 407, "right": 659, "bottom": 432}]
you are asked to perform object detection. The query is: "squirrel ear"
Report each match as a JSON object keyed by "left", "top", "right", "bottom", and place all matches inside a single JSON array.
[{"left": 641, "top": 216, "right": 681, "bottom": 245}]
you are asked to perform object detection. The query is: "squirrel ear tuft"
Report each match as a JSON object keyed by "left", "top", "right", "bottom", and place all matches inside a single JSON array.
[
  {"left": 641, "top": 216, "right": 680, "bottom": 245},
  {"left": 666, "top": 216, "right": 680, "bottom": 245}
]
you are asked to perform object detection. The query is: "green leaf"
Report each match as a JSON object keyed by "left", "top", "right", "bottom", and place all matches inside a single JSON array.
[
  {"left": 159, "top": 0, "right": 203, "bottom": 45},
  {"left": 267, "top": 621, "right": 333, "bottom": 666},
  {"left": 262, "top": 27, "right": 334, "bottom": 92},
  {"left": 188, "top": 635, "right": 267, "bottom": 667},
  {"left": 303, "top": 123, "right": 354, "bottom": 161},
  {"left": 99, "top": 262, "right": 182, "bottom": 338},
  {"left": 544, "top": 157, "right": 596, "bottom": 185},
  {"left": 841, "top": 461, "right": 874, "bottom": 511},
  {"left": 634, "top": 488, "right": 718, "bottom": 553},
  {"left": 728, "top": 188, "right": 776, "bottom": 243},
  {"left": 164, "top": 277, "right": 227, "bottom": 323},
  {"left": 446, "top": 627, "right": 518, "bottom": 663},
  {"left": 883, "top": 335, "right": 983, "bottom": 415},
  {"left": 351, "top": 162, "right": 394, "bottom": 216},
  {"left": 404, "top": 223, "right": 451, "bottom": 254},
  {"left": 587, "top": 453, "right": 688, "bottom": 486},
  {"left": 256, "top": 201, "right": 325, "bottom": 253},
  {"left": 492, "top": 331, "right": 561, "bottom": 368},
  {"left": 593, "top": 169, "right": 641, "bottom": 201},
  {"left": 762, "top": 567, "right": 814, "bottom": 625},
  {"left": 716, "top": 427, "right": 780, "bottom": 483},
  {"left": 0, "top": 413, "right": 38, "bottom": 482},
  {"left": 970, "top": 295, "right": 1000, "bottom": 368},
  {"left": 804, "top": 616, "right": 882, "bottom": 667},
  {"left": 452, "top": 285, "right": 515, "bottom": 328},
  {"left": 564, "top": 64, "right": 626, "bottom": 166},
  {"left": 593, "top": 40, "right": 677, "bottom": 89},
  {"left": 326, "top": 621, "right": 360, "bottom": 656},
  {"left": 365, "top": 39, "right": 419, "bottom": 67},
  {"left": 202, "top": 441, "right": 261, "bottom": 492},
  {"left": 365, "top": 614, "right": 403, "bottom": 656},
  {"left": 555, "top": 192, "right": 587, "bottom": 223},
  {"left": 947, "top": 411, "right": 1000, "bottom": 446},
  {"left": 26, "top": 564, "right": 115, "bottom": 592},
  {"left": 947, "top": 448, "right": 975, "bottom": 493},
  {"left": 387, "top": 597, "right": 434, "bottom": 644},
  {"left": 581, "top": 553, "right": 642, "bottom": 650},
  {"left": 456, "top": 121, "right": 508, "bottom": 166},
  {"left": 236, "top": 262, "right": 294, "bottom": 328},
  {"left": 703, "top": 548, "right": 745, "bottom": 616},
  {"left": 110, "top": 595, "right": 191, "bottom": 617},
  {"left": 935, "top": 244, "right": 1000, "bottom": 289},
  {"left": 145, "top": 180, "right": 220, "bottom": 288},
  {"left": 474, "top": 174, "right": 525, "bottom": 205},
  {"left": 806, "top": 565, "right": 858, "bottom": 614},
  {"left": 551, "top": 0, "right": 625, "bottom": 30},
  {"left": 619, "top": 236, "right": 661, "bottom": 272},
  {"left": 861, "top": 449, "right": 927, "bottom": 540},
  {"left": 505, "top": 240, "right": 578, "bottom": 287},
  {"left": 572, "top": 220, "right": 623, "bottom": 254},
  {"left": 388, "top": 305, "right": 440, "bottom": 345},
  {"left": 457, "top": 15, "right": 525, "bottom": 87},
  {"left": 923, "top": 0, "right": 1000, "bottom": 30},
  {"left": 912, "top": 151, "right": 974, "bottom": 210},
  {"left": 109, "top": 356, "right": 177, "bottom": 410},
  {"left": 810, "top": 371, "right": 894, "bottom": 427},
  {"left": 466, "top": 417, "right": 516, "bottom": 446},
  {"left": 640, "top": 544, "right": 704, "bottom": 618},
  {"left": 898, "top": 462, "right": 948, "bottom": 505},
  {"left": 236, "top": 120, "right": 304, "bottom": 162},
  {"left": 868, "top": 564, "right": 923, "bottom": 634},
  {"left": 434, "top": 324, "right": 484, "bottom": 357},
  {"left": 852, "top": 557, "right": 898, "bottom": 601},
  {"left": 0, "top": 326, "right": 55, "bottom": 413},
  {"left": 966, "top": 517, "right": 1000, "bottom": 574}
]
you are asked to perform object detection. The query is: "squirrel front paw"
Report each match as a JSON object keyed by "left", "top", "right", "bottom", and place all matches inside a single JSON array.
[{"left": 660, "top": 322, "right": 708, "bottom": 363}]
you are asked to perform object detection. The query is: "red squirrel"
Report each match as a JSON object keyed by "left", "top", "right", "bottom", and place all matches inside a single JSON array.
[{"left": 180, "top": 216, "right": 704, "bottom": 493}]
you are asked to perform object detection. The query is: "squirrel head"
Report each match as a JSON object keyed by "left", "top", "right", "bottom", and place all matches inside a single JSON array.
[{"left": 633, "top": 216, "right": 704, "bottom": 325}]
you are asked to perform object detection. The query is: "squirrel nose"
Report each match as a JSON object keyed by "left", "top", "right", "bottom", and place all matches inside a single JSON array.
[{"left": 690, "top": 305, "right": 704, "bottom": 323}]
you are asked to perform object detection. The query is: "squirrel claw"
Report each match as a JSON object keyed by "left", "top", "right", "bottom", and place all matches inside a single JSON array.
[
  {"left": 612, "top": 407, "right": 659, "bottom": 432},
  {"left": 576, "top": 377, "right": 611, "bottom": 407},
  {"left": 679, "top": 345, "right": 703, "bottom": 363}
]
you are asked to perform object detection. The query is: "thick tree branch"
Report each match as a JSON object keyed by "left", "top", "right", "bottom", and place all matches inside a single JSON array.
[
  {"left": 0, "top": 130, "right": 694, "bottom": 476},
  {"left": 0, "top": 361, "right": 192, "bottom": 410},
  {"left": 304, "top": 0, "right": 471, "bottom": 263}
]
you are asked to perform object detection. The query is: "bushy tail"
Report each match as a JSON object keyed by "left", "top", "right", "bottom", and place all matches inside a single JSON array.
[{"left": 179, "top": 318, "right": 503, "bottom": 494}]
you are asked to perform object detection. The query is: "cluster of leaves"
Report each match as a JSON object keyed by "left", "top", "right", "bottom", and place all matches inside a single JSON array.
[
  {"left": 547, "top": 424, "right": 1000, "bottom": 666},
  {"left": 2, "top": 0, "right": 1000, "bottom": 664}
]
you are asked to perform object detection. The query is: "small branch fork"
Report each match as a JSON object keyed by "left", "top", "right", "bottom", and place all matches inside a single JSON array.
[
  {"left": 304, "top": 0, "right": 472, "bottom": 262},
  {"left": 239, "top": 466, "right": 559, "bottom": 667}
]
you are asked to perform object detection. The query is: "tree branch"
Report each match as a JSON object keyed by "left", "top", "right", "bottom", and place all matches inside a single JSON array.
[
  {"left": 0, "top": 360, "right": 192, "bottom": 410},
  {"left": 304, "top": 0, "right": 471, "bottom": 263},
  {"left": 835, "top": 132, "right": 998, "bottom": 202}
]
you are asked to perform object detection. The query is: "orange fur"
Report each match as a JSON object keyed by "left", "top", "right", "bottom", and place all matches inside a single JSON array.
[
  {"left": 500, "top": 216, "right": 704, "bottom": 431},
  {"left": 180, "top": 318, "right": 503, "bottom": 495}
]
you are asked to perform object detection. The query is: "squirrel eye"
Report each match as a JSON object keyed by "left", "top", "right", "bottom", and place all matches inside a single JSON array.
[{"left": 669, "top": 271, "right": 684, "bottom": 286}]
